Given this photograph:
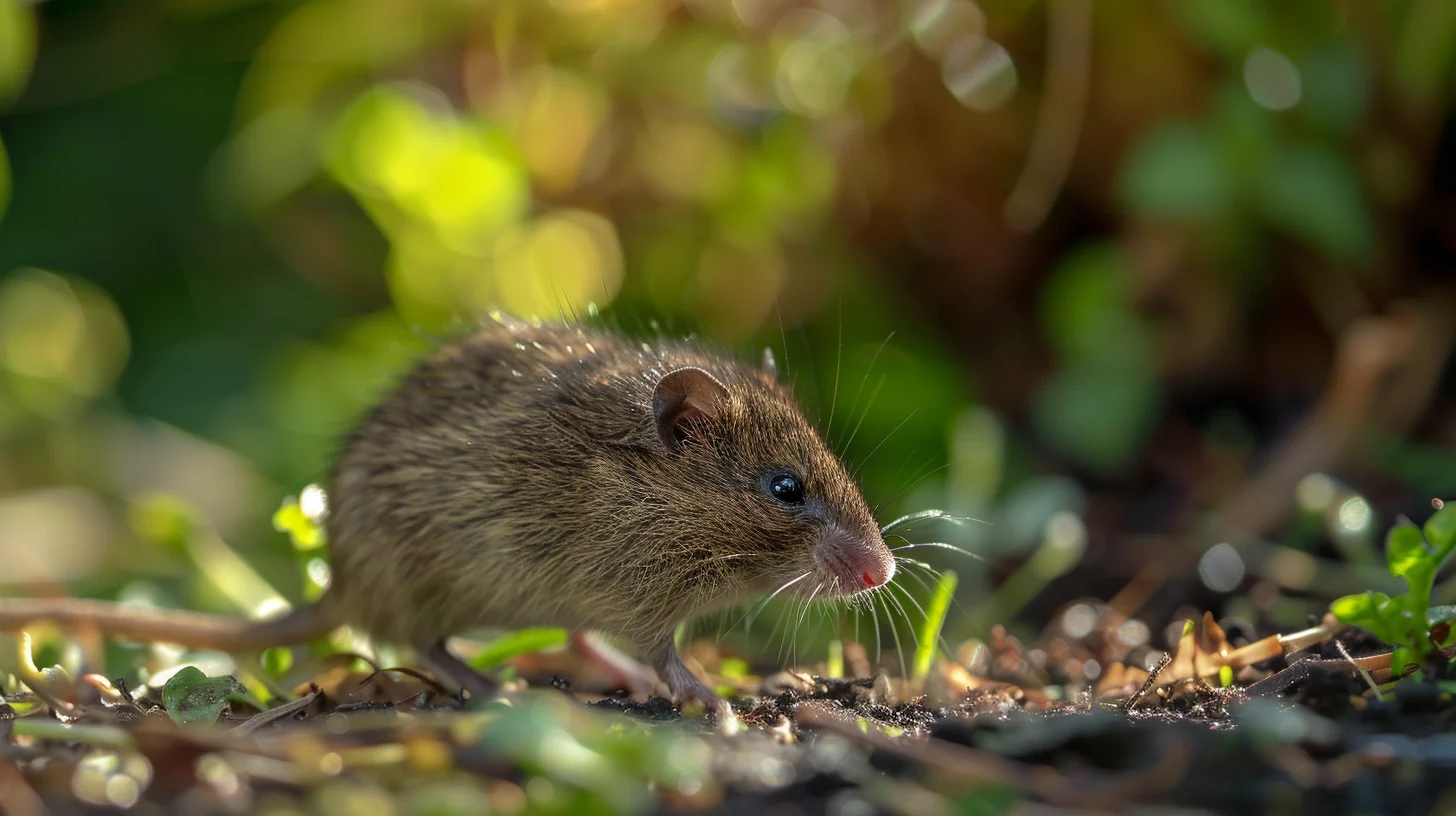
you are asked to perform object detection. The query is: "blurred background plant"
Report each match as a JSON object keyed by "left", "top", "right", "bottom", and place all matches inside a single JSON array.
[{"left": 1, "top": 0, "right": 1455, "bottom": 689}]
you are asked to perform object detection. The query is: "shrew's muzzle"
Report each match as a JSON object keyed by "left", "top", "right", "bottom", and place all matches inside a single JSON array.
[{"left": 817, "top": 525, "right": 895, "bottom": 592}]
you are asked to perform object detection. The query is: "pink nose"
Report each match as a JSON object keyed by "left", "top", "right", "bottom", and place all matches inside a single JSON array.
[{"left": 860, "top": 557, "right": 895, "bottom": 589}]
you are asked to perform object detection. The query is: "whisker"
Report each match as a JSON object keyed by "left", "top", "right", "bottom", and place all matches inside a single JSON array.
[
  {"left": 736, "top": 571, "right": 811, "bottom": 633},
  {"left": 890, "top": 577, "right": 955, "bottom": 661},
  {"left": 868, "top": 594, "right": 883, "bottom": 668},
  {"left": 843, "top": 331, "right": 895, "bottom": 448},
  {"left": 894, "top": 562, "right": 940, "bottom": 596},
  {"left": 828, "top": 301, "right": 843, "bottom": 434},
  {"left": 791, "top": 581, "right": 823, "bottom": 670},
  {"left": 874, "top": 461, "right": 949, "bottom": 517},
  {"left": 880, "top": 508, "right": 986, "bottom": 533},
  {"left": 889, "top": 541, "right": 986, "bottom": 562},
  {"left": 842, "top": 374, "right": 886, "bottom": 455},
  {"left": 878, "top": 589, "right": 910, "bottom": 683},
  {"left": 855, "top": 408, "right": 918, "bottom": 479},
  {"left": 895, "top": 558, "right": 975, "bottom": 637},
  {"left": 883, "top": 586, "right": 920, "bottom": 655}
]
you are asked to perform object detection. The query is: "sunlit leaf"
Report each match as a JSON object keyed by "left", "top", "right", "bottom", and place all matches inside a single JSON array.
[
  {"left": 1330, "top": 591, "right": 1393, "bottom": 632},
  {"left": 1423, "top": 504, "right": 1456, "bottom": 554},
  {"left": 1385, "top": 523, "right": 1428, "bottom": 580}
]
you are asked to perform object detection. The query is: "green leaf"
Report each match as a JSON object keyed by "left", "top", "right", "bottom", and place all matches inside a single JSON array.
[
  {"left": 1252, "top": 141, "right": 1375, "bottom": 263},
  {"left": 1391, "top": 646, "right": 1421, "bottom": 677},
  {"left": 1385, "top": 523, "right": 1429, "bottom": 580},
  {"left": 1423, "top": 505, "right": 1456, "bottom": 555},
  {"left": 468, "top": 627, "right": 569, "bottom": 672},
  {"left": 1117, "top": 122, "right": 1233, "bottom": 220},
  {"left": 1331, "top": 591, "right": 1385, "bottom": 627},
  {"left": 161, "top": 667, "right": 265, "bottom": 727},
  {"left": 1330, "top": 591, "right": 1414, "bottom": 646}
]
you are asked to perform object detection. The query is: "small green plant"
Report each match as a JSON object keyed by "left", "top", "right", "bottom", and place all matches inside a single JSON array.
[
  {"left": 161, "top": 666, "right": 266, "bottom": 727},
  {"left": 1331, "top": 503, "right": 1456, "bottom": 678}
]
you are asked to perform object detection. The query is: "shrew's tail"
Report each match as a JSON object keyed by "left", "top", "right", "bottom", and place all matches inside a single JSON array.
[{"left": 0, "top": 595, "right": 338, "bottom": 653}]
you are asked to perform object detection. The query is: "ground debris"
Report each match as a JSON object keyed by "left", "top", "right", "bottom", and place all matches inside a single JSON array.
[{"left": 6, "top": 612, "right": 1456, "bottom": 814}]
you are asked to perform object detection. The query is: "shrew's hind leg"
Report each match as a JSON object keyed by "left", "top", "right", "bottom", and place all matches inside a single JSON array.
[{"left": 420, "top": 639, "right": 497, "bottom": 703}]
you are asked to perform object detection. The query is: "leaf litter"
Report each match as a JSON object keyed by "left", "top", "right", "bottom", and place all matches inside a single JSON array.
[{"left": 5, "top": 603, "right": 1456, "bottom": 815}]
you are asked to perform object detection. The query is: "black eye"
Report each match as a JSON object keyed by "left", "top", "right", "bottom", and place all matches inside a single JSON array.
[{"left": 768, "top": 472, "right": 805, "bottom": 505}]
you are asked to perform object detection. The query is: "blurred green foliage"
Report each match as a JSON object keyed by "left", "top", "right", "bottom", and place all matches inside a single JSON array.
[{"left": 1, "top": 0, "right": 1456, "bottom": 683}]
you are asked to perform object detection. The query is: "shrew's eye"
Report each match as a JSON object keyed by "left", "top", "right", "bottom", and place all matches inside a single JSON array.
[{"left": 767, "top": 472, "right": 805, "bottom": 505}]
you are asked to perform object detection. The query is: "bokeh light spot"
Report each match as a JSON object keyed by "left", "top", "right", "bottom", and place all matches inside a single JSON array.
[
  {"left": 494, "top": 209, "right": 625, "bottom": 321},
  {"left": 909, "top": 0, "right": 986, "bottom": 60},
  {"left": 1295, "top": 472, "right": 1337, "bottom": 513},
  {"left": 0, "top": 269, "right": 130, "bottom": 418},
  {"left": 774, "top": 12, "right": 858, "bottom": 118},
  {"left": 1335, "top": 496, "right": 1372, "bottom": 537},
  {"left": 1244, "top": 46, "right": 1302, "bottom": 110},
  {"left": 942, "top": 36, "right": 1017, "bottom": 111},
  {"left": 1198, "top": 542, "right": 1246, "bottom": 593}
]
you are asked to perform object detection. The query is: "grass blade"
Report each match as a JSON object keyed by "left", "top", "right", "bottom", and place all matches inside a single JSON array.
[{"left": 911, "top": 570, "right": 958, "bottom": 683}]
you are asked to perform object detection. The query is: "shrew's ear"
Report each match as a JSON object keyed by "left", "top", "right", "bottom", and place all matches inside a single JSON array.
[{"left": 653, "top": 367, "right": 729, "bottom": 450}]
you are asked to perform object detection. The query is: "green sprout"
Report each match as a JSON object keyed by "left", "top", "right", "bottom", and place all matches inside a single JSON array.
[
  {"left": 912, "top": 570, "right": 958, "bottom": 683},
  {"left": 1331, "top": 503, "right": 1456, "bottom": 678}
]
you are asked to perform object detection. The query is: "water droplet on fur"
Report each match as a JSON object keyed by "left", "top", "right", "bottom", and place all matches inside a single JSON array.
[
  {"left": 532, "top": 342, "right": 545, "bottom": 352},
  {"left": 565, "top": 345, "right": 574, "bottom": 354},
  {"left": 510, "top": 369, "right": 522, "bottom": 377},
  {"left": 641, "top": 343, "right": 653, "bottom": 354},
  {"left": 514, "top": 343, "right": 527, "bottom": 351},
  {"left": 585, "top": 343, "right": 597, "bottom": 355}
]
